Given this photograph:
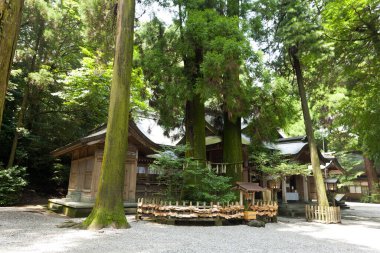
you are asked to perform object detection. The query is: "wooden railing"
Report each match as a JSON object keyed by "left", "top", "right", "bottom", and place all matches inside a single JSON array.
[
  {"left": 305, "top": 205, "right": 341, "bottom": 224},
  {"left": 250, "top": 201, "right": 278, "bottom": 218},
  {"left": 137, "top": 198, "right": 244, "bottom": 220},
  {"left": 137, "top": 198, "right": 278, "bottom": 222},
  {"left": 206, "top": 162, "right": 243, "bottom": 174}
]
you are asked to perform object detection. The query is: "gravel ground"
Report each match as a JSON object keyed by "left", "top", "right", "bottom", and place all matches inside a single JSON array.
[
  {"left": 1, "top": 203, "right": 380, "bottom": 253},
  {"left": 342, "top": 202, "right": 380, "bottom": 221}
]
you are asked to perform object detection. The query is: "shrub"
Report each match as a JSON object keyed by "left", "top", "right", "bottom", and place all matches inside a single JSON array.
[
  {"left": 360, "top": 194, "right": 371, "bottom": 203},
  {"left": 183, "top": 165, "right": 236, "bottom": 203},
  {"left": 0, "top": 166, "right": 28, "bottom": 206},
  {"left": 371, "top": 194, "right": 380, "bottom": 203},
  {"left": 51, "top": 162, "right": 70, "bottom": 187},
  {"left": 150, "top": 146, "right": 236, "bottom": 203}
]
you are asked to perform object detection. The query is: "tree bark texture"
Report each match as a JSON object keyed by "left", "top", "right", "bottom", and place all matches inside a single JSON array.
[
  {"left": 223, "top": 112, "right": 243, "bottom": 183},
  {"left": 0, "top": 0, "right": 24, "bottom": 129},
  {"left": 289, "top": 46, "right": 329, "bottom": 207},
  {"left": 185, "top": 100, "right": 194, "bottom": 158},
  {"left": 363, "top": 156, "right": 379, "bottom": 194},
  {"left": 183, "top": 34, "right": 206, "bottom": 198},
  {"left": 183, "top": 37, "right": 206, "bottom": 162},
  {"left": 83, "top": 0, "right": 135, "bottom": 229},
  {"left": 183, "top": 94, "right": 206, "bottom": 199},
  {"left": 185, "top": 95, "right": 206, "bottom": 162},
  {"left": 192, "top": 94, "right": 206, "bottom": 161},
  {"left": 181, "top": 3, "right": 208, "bottom": 199}
]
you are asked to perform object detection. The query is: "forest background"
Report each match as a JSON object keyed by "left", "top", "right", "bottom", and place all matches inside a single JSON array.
[{"left": 0, "top": 0, "right": 379, "bottom": 203}]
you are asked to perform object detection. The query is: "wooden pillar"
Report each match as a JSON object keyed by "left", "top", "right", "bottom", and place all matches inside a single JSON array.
[
  {"left": 71, "top": 160, "right": 79, "bottom": 191},
  {"left": 240, "top": 190, "right": 243, "bottom": 206},
  {"left": 76, "top": 159, "right": 86, "bottom": 191},
  {"left": 303, "top": 176, "right": 309, "bottom": 202},
  {"left": 251, "top": 192, "right": 255, "bottom": 205},
  {"left": 282, "top": 177, "right": 287, "bottom": 204}
]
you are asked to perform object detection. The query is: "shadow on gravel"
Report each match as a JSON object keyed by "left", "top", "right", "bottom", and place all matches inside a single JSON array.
[{"left": 274, "top": 219, "right": 379, "bottom": 253}]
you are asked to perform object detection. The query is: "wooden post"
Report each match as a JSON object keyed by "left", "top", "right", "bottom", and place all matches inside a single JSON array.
[
  {"left": 240, "top": 190, "right": 243, "bottom": 206},
  {"left": 282, "top": 177, "right": 287, "bottom": 204},
  {"left": 251, "top": 192, "right": 255, "bottom": 205},
  {"left": 303, "top": 176, "right": 309, "bottom": 202}
]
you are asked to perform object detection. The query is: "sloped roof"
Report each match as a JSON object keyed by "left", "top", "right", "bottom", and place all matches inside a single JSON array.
[
  {"left": 264, "top": 141, "right": 308, "bottom": 155},
  {"left": 205, "top": 134, "right": 251, "bottom": 146},
  {"left": 236, "top": 182, "right": 265, "bottom": 192},
  {"left": 134, "top": 117, "right": 181, "bottom": 146},
  {"left": 264, "top": 136, "right": 345, "bottom": 172},
  {"left": 51, "top": 119, "right": 167, "bottom": 157}
]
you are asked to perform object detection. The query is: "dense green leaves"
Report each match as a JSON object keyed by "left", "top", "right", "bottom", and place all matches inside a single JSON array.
[
  {"left": 0, "top": 166, "right": 27, "bottom": 206},
  {"left": 150, "top": 146, "right": 236, "bottom": 202},
  {"left": 251, "top": 149, "right": 308, "bottom": 180},
  {"left": 322, "top": 0, "right": 380, "bottom": 160},
  {"left": 2, "top": 0, "right": 379, "bottom": 199}
]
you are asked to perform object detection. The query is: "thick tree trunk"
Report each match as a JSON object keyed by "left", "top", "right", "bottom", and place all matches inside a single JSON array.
[
  {"left": 223, "top": 112, "right": 243, "bottom": 182},
  {"left": 185, "top": 100, "right": 194, "bottom": 158},
  {"left": 192, "top": 94, "right": 206, "bottom": 161},
  {"left": 83, "top": 0, "right": 135, "bottom": 230},
  {"left": 222, "top": 0, "right": 243, "bottom": 183},
  {"left": 0, "top": 0, "right": 24, "bottom": 129},
  {"left": 183, "top": 43, "right": 206, "bottom": 162},
  {"left": 290, "top": 46, "right": 329, "bottom": 207},
  {"left": 181, "top": 4, "right": 207, "bottom": 199},
  {"left": 183, "top": 48, "right": 206, "bottom": 199},
  {"left": 185, "top": 94, "right": 206, "bottom": 162},
  {"left": 184, "top": 95, "right": 206, "bottom": 199},
  {"left": 363, "top": 156, "right": 379, "bottom": 194}
]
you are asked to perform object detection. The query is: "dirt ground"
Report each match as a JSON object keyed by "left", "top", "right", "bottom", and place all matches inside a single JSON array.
[{"left": 0, "top": 202, "right": 379, "bottom": 253}]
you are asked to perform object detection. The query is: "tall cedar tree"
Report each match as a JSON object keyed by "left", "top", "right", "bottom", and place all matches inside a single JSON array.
[
  {"left": 138, "top": 1, "right": 210, "bottom": 192},
  {"left": 252, "top": 0, "right": 329, "bottom": 206},
  {"left": 223, "top": 0, "right": 243, "bottom": 183},
  {"left": 83, "top": 0, "right": 135, "bottom": 229},
  {"left": 289, "top": 46, "right": 328, "bottom": 206},
  {"left": 0, "top": 0, "right": 24, "bottom": 130}
]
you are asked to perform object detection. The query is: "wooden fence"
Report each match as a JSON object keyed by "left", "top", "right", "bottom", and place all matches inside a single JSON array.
[
  {"left": 250, "top": 200, "right": 278, "bottom": 218},
  {"left": 305, "top": 205, "right": 341, "bottom": 224},
  {"left": 137, "top": 198, "right": 244, "bottom": 220},
  {"left": 137, "top": 198, "right": 278, "bottom": 222}
]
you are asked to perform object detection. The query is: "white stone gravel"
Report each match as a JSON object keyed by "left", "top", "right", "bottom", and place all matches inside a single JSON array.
[{"left": 1, "top": 203, "right": 380, "bottom": 253}]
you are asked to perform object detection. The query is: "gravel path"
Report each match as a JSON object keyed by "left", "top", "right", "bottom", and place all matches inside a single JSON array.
[
  {"left": 1, "top": 203, "right": 380, "bottom": 253},
  {"left": 342, "top": 202, "right": 380, "bottom": 222}
]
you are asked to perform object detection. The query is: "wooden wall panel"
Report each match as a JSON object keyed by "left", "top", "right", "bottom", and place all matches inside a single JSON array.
[{"left": 68, "top": 160, "right": 78, "bottom": 190}]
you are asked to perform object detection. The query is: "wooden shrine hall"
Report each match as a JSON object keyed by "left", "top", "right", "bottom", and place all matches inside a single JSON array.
[{"left": 48, "top": 116, "right": 345, "bottom": 217}]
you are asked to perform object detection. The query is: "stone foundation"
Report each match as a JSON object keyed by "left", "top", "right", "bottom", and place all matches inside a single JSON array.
[{"left": 48, "top": 198, "right": 137, "bottom": 218}]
